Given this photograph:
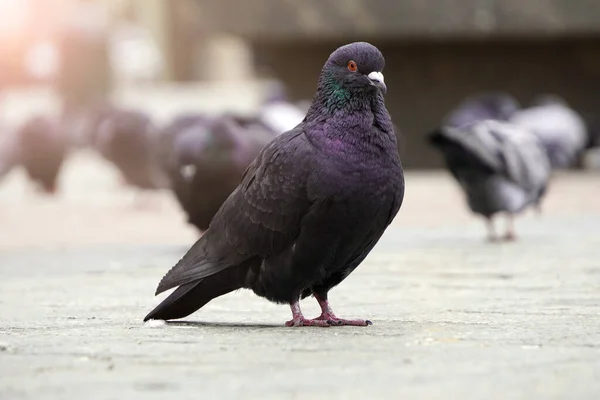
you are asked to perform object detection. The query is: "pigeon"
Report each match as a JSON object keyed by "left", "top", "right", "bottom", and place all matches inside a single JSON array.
[
  {"left": 509, "top": 95, "right": 587, "bottom": 169},
  {"left": 158, "top": 112, "right": 210, "bottom": 171},
  {"left": 444, "top": 92, "right": 520, "bottom": 128},
  {"left": 144, "top": 42, "right": 404, "bottom": 327},
  {"left": 18, "top": 115, "right": 68, "bottom": 194},
  {"left": 92, "top": 108, "right": 169, "bottom": 191},
  {"left": 165, "top": 114, "right": 271, "bottom": 232},
  {"left": 258, "top": 81, "right": 307, "bottom": 134},
  {"left": 429, "top": 120, "right": 550, "bottom": 241},
  {"left": 64, "top": 102, "right": 118, "bottom": 148}
]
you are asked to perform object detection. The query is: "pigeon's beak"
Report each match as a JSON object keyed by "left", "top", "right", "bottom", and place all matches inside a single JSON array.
[{"left": 368, "top": 71, "right": 386, "bottom": 94}]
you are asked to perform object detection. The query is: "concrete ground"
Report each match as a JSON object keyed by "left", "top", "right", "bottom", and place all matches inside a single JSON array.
[{"left": 0, "top": 151, "right": 599, "bottom": 400}]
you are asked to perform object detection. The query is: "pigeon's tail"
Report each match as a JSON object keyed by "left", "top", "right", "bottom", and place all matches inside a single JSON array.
[{"left": 143, "top": 266, "right": 245, "bottom": 322}]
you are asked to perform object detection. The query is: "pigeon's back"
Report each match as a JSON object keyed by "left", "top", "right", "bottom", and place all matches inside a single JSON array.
[
  {"left": 510, "top": 104, "right": 586, "bottom": 168},
  {"left": 445, "top": 93, "right": 520, "bottom": 128}
]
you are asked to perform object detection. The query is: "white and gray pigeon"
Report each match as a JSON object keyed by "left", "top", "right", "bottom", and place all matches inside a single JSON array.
[
  {"left": 429, "top": 120, "right": 551, "bottom": 241},
  {"left": 509, "top": 95, "right": 587, "bottom": 169},
  {"left": 257, "top": 80, "right": 307, "bottom": 135},
  {"left": 258, "top": 101, "right": 306, "bottom": 135}
]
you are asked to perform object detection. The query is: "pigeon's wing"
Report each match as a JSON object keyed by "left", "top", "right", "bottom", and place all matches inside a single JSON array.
[
  {"left": 484, "top": 121, "right": 550, "bottom": 191},
  {"left": 313, "top": 187, "right": 403, "bottom": 293},
  {"left": 155, "top": 127, "right": 313, "bottom": 295},
  {"left": 510, "top": 105, "right": 587, "bottom": 168},
  {"left": 435, "top": 122, "right": 506, "bottom": 173}
]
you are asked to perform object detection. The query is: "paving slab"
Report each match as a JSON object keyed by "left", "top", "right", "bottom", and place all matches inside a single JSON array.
[{"left": 1, "top": 153, "right": 599, "bottom": 399}]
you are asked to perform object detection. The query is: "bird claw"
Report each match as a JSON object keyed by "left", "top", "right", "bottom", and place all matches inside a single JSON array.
[
  {"left": 285, "top": 318, "right": 332, "bottom": 327},
  {"left": 329, "top": 318, "right": 372, "bottom": 326},
  {"left": 313, "top": 313, "right": 373, "bottom": 326},
  {"left": 285, "top": 316, "right": 372, "bottom": 327}
]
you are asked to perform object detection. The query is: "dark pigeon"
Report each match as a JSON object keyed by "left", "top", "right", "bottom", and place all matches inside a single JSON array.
[
  {"left": 65, "top": 102, "right": 119, "bottom": 148},
  {"left": 158, "top": 112, "right": 210, "bottom": 171},
  {"left": 444, "top": 92, "right": 520, "bottom": 128},
  {"left": 144, "top": 42, "right": 404, "bottom": 327},
  {"left": 92, "top": 108, "right": 168, "bottom": 190},
  {"left": 18, "top": 115, "right": 68, "bottom": 194},
  {"left": 165, "top": 114, "right": 272, "bottom": 232},
  {"left": 429, "top": 120, "right": 550, "bottom": 241},
  {"left": 510, "top": 95, "right": 587, "bottom": 169}
]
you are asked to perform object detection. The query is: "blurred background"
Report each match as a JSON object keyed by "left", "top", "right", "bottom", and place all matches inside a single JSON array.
[
  {"left": 1, "top": 0, "right": 599, "bottom": 166},
  {"left": 0, "top": 0, "right": 599, "bottom": 247}
]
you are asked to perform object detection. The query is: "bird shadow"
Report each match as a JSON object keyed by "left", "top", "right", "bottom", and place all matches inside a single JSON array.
[{"left": 165, "top": 320, "right": 283, "bottom": 330}]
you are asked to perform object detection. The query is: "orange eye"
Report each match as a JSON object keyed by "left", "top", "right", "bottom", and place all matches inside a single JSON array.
[{"left": 347, "top": 60, "right": 357, "bottom": 72}]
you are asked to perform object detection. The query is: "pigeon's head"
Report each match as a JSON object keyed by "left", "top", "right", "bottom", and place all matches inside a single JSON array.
[{"left": 322, "top": 42, "right": 386, "bottom": 96}]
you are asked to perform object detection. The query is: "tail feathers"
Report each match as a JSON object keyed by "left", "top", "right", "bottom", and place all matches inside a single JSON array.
[{"left": 144, "top": 266, "right": 245, "bottom": 322}]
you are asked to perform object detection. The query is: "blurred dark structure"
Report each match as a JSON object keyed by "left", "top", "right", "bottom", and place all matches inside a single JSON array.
[{"left": 171, "top": 0, "right": 600, "bottom": 168}]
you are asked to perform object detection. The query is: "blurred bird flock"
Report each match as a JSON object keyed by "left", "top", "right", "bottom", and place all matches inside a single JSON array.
[{"left": 1, "top": 2, "right": 599, "bottom": 242}]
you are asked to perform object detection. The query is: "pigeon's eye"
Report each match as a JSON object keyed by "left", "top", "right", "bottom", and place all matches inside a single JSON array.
[{"left": 347, "top": 60, "right": 358, "bottom": 72}]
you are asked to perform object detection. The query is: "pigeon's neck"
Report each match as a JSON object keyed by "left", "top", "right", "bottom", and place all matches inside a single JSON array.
[
  {"left": 306, "top": 73, "right": 371, "bottom": 118},
  {"left": 305, "top": 84, "right": 397, "bottom": 159}
]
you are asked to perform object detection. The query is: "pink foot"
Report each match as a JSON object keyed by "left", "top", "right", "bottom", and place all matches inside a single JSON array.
[
  {"left": 285, "top": 297, "right": 373, "bottom": 328},
  {"left": 285, "top": 317, "right": 332, "bottom": 327}
]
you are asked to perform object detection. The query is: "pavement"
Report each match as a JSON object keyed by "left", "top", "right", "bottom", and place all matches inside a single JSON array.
[{"left": 1, "top": 151, "right": 599, "bottom": 400}]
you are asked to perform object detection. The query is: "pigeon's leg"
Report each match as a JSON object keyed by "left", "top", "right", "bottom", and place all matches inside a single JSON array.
[
  {"left": 285, "top": 300, "right": 331, "bottom": 327},
  {"left": 312, "top": 293, "right": 372, "bottom": 326},
  {"left": 486, "top": 218, "right": 498, "bottom": 242},
  {"left": 533, "top": 202, "right": 542, "bottom": 217},
  {"left": 503, "top": 214, "right": 516, "bottom": 241}
]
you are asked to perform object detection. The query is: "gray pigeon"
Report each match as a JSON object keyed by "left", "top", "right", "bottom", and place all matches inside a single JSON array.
[
  {"left": 509, "top": 95, "right": 587, "bottom": 169},
  {"left": 444, "top": 92, "right": 520, "bottom": 128},
  {"left": 144, "top": 42, "right": 404, "bottom": 327},
  {"left": 259, "top": 81, "right": 307, "bottom": 134},
  {"left": 429, "top": 120, "right": 550, "bottom": 241}
]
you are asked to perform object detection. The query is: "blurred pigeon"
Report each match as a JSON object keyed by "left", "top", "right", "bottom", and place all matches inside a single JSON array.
[
  {"left": 144, "top": 42, "right": 404, "bottom": 327},
  {"left": 429, "top": 120, "right": 550, "bottom": 241},
  {"left": 158, "top": 112, "right": 210, "bottom": 171},
  {"left": 165, "top": 114, "right": 274, "bottom": 232},
  {"left": 510, "top": 95, "right": 587, "bottom": 169},
  {"left": 93, "top": 108, "right": 168, "bottom": 191},
  {"left": 62, "top": 101, "right": 116, "bottom": 147},
  {"left": 258, "top": 81, "right": 306, "bottom": 134},
  {"left": 445, "top": 92, "right": 520, "bottom": 128},
  {"left": 18, "top": 115, "right": 68, "bottom": 194}
]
